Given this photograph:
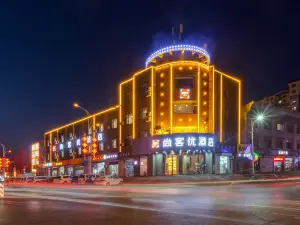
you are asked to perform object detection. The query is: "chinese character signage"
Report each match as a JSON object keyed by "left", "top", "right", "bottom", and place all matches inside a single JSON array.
[
  {"left": 179, "top": 88, "right": 191, "bottom": 100},
  {"left": 152, "top": 135, "right": 215, "bottom": 149}
]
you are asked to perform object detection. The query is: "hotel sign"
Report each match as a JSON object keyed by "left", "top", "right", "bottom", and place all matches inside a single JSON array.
[{"left": 151, "top": 134, "right": 215, "bottom": 149}]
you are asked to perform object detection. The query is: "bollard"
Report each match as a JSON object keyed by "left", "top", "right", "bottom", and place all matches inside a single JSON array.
[{"left": 0, "top": 175, "right": 4, "bottom": 198}]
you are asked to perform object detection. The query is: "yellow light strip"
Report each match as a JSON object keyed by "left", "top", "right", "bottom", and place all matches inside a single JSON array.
[
  {"left": 220, "top": 72, "right": 223, "bottom": 142},
  {"left": 197, "top": 64, "right": 200, "bottom": 132},
  {"left": 151, "top": 67, "right": 154, "bottom": 136},
  {"left": 134, "top": 67, "right": 152, "bottom": 77},
  {"left": 120, "top": 78, "right": 133, "bottom": 85},
  {"left": 155, "top": 61, "right": 209, "bottom": 70},
  {"left": 212, "top": 66, "right": 215, "bottom": 133},
  {"left": 49, "top": 132, "right": 52, "bottom": 162},
  {"left": 133, "top": 76, "right": 136, "bottom": 139},
  {"left": 238, "top": 81, "right": 241, "bottom": 144},
  {"left": 215, "top": 69, "right": 241, "bottom": 83},
  {"left": 45, "top": 106, "right": 119, "bottom": 134},
  {"left": 119, "top": 82, "right": 122, "bottom": 152},
  {"left": 170, "top": 64, "right": 173, "bottom": 134}
]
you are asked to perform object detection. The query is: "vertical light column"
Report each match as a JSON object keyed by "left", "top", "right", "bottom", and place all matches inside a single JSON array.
[
  {"left": 170, "top": 64, "right": 173, "bottom": 134},
  {"left": 151, "top": 67, "right": 154, "bottom": 136},
  {"left": 220, "top": 73, "right": 223, "bottom": 142},
  {"left": 49, "top": 132, "right": 52, "bottom": 162},
  {"left": 119, "top": 84, "right": 122, "bottom": 152},
  {"left": 238, "top": 81, "right": 241, "bottom": 144},
  {"left": 212, "top": 66, "right": 215, "bottom": 134},
  {"left": 133, "top": 76, "right": 136, "bottom": 139},
  {"left": 197, "top": 64, "right": 201, "bottom": 133}
]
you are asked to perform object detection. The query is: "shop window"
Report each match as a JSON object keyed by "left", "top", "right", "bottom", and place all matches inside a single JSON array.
[
  {"left": 125, "top": 136, "right": 132, "bottom": 146},
  {"left": 99, "top": 142, "right": 104, "bottom": 151},
  {"left": 276, "top": 124, "right": 284, "bottom": 132},
  {"left": 126, "top": 113, "right": 133, "bottom": 124},
  {"left": 287, "top": 125, "right": 294, "bottom": 133},
  {"left": 140, "top": 107, "right": 148, "bottom": 119},
  {"left": 276, "top": 138, "right": 283, "bottom": 148},
  {"left": 174, "top": 103, "right": 195, "bottom": 114},
  {"left": 112, "top": 139, "right": 117, "bottom": 149},
  {"left": 112, "top": 118, "right": 118, "bottom": 128}
]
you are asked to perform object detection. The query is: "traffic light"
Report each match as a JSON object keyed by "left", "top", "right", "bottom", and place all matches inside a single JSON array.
[
  {"left": 81, "top": 136, "right": 88, "bottom": 160},
  {"left": 92, "top": 137, "right": 98, "bottom": 159}
]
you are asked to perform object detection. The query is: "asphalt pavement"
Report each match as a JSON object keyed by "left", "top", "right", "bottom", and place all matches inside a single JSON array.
[{"left": 2, "top": 182, "right": 300, "bottom": 225}]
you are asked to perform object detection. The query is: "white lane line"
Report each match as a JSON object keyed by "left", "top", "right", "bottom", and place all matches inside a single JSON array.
[
  {"left": 8, "top": 192, "right": 267, "bottom": 225},
  {"left": 232, "top": 203, "right": 300, "bottom": 212}
]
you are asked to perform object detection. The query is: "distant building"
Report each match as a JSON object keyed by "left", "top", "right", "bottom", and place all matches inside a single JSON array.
[
  {"left": 257, "top": 80, "right": 300, "bottom": 112},
  {"left": 242, "top": 101, "right": 300, "bottom": 172}
]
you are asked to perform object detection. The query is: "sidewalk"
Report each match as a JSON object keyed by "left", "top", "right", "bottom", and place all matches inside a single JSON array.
[{"left": 123, "top": 173, "right": 300, "bottom": 185}]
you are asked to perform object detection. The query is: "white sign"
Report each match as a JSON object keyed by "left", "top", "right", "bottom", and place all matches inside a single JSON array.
[
  {"left": 162, "top": 138, "right": 172, "bottom": 148},
  {"left": 187, "top": 137, "right": 197, "bottom": 147},
  {"left": 76, "top": 139, "right": 81, "bottom": 146},
  {"left": 97, "top": 133, "right": 103, "bottom": 141},
  {"left": 103, "top": 154, "right": 117, "bottom": 160},
  {"left": 59, "top": 143, "right": 64, "bottom": 150},
  {"left": 174, "top": 137, "right": 184, "bottom": 147},
  {"left": 67, "top": 141, "right": 72, "bottom": 149},
  {"left": 278, "top": 151, "right": 288, "bottom": 155},
  {"left": 44, "top": 163, "right": 53, "bottom": 167}
]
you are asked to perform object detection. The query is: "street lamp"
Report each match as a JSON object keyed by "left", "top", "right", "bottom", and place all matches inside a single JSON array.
[
  {"left": 250, "top": 114, "right": 264, "bottom": 174},
  {"left": 73, "top": 102, "right": 92, "bottom": 132}
]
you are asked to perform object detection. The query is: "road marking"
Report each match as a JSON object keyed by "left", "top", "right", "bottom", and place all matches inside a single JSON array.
[{"left": 8, "top": 192, "right": 267, "bottom": 225}]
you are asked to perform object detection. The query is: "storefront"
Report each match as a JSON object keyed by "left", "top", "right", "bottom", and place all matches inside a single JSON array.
[{"left": 93, "top": 162, "right": 105, "bottom": 176}]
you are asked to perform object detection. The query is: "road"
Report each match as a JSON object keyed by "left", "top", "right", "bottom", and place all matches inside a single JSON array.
[{"left": 1, "top": 182, "right": 300, "bottom": 225}]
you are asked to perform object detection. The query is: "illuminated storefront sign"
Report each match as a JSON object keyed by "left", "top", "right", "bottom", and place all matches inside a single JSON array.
[
  {"left": 59, "top": 143, "right": 64, "bottom": 150},
  {"left": 31, "top": 142, "right": 40, "bottom": 172},
  {"left": 103, "top": 154, "right": 118, "bottom": 160},
  {"left": 67, "top": 141, "right": 72, "bottom": 149},
  {"left": 52, "top": 145, "right": 57, "bottom": 152},
  {"left": 179, "top": 88, "right": 191, "bottom": 100},
  {"left": 97, "top": 133, "right": 103, "bottom": 141},
  {"left": 274, "top": 157, "right": 284, "bottom": 161},
  {"left": 278, "top": 151, "right": 288, "bottom": 155},
  {"left": 44, "top": 162, "right": 53, "bottom": 167},
  {"left": 152, "top": 135, "right": 215, "bottom": 149},
  {"left": 76, "top": 139, "right": 81, "bottom": 146}
]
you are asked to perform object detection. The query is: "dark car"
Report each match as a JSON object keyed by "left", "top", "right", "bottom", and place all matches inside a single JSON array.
[{"left": 71, "top": 176, "right": 79, "bottom": 184}]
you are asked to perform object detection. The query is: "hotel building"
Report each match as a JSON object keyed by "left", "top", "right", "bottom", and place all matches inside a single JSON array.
[{"left": 40, "top": 29, "right": 242, "bottom": 177}]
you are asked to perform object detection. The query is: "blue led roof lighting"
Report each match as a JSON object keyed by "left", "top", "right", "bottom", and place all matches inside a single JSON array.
[{"left": 145, "top": 44, "right": 210, "bottom": 67}]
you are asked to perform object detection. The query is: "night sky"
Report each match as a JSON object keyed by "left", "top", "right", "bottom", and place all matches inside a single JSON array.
[{"left": 0, "top": 0, "right": 299, "bottom": 151}]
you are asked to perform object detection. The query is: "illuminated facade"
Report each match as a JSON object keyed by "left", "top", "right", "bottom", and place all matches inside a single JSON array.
[{"left": 41, "top": 30, "right": 241, "bottom": 176}]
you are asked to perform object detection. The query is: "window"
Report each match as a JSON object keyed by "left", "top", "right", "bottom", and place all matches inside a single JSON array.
[
  {"left": 286, "top": 140, "right": 293, "bottom": 149},
  {"left": 175, "top": 77, "right": 194, "bottom": 88},
  {"left": 174, "top": 103, "right": 196, "bottom": 114},
  {"left": 112, "top": 118, "right": 118, "bottom": 128},
  {"left": 140, "top": 131, "right": 148, "bottom": 138},
  {"left": 126, "top": 113, "right": 133, "bottom": 124},
  {"left": 99, "top": 142, "right": 104, "bottom": 151},
  {"left": 140, "top": 107, "right": 148, "bottom": 119},
  {"left": 141, "top": 83, "right": 148, "bottom": 95},
  {"left": 126, "top": 135, "right": 132, "bottom": 146},
  {"left": 112, "top": 139, "right": 117, "bottom": 148},
  {"left": 99, "top": 123, "right": 104, "bottom": 132},
  {"left": 292, "top": 83, "right": 296, "bottom": 88},
  {"left": 287, "top": 125, "right": 294, "bottom": 133},
  {"left": 263, "top": 120, "right": 271, "bottom": 130},
  {"left": 292, "top": 89, "right": 296, "bottom": 94},
  {"left": 276, "top": 124, "right": 284, "bottom": 132},
  {"left": 264, "top": 136, "right": 272, "bottom": 148},
  {"left": 276, "top": 138, "right": 283, "bottom": 148}
]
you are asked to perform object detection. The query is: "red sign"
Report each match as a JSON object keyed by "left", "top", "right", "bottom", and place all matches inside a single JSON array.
[{"left": 274, "top": 157, "right": 284, "bottom": 161}]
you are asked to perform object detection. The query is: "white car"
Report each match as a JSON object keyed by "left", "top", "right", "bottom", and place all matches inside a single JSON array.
[
  {"left": 32, "top": 176, "right": 48, "bottom": 184},
  {"left": 53, "top": 175, "right": 72, "bottom": 184},
  {"left": 97, "top": 175, "right": 124, "bottom": 186}
]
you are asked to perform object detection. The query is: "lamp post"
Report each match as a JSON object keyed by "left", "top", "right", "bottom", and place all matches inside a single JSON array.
[
  {"left": 250, "top": 114, "right": 264, "bottom": 174},
  {"left": 73, "top": 103, "right": 93, "bottom": 174}
]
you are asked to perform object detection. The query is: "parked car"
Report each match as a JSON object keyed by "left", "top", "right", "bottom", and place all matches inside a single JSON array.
[
  {"left": 78, "top": 174, "right": 95, "bottom": 184},
  {"left": 97, "top": 175, "right": 124, "bottom": 186},
  {"left": 70, "top": 176, "right": 79, "bottom": 184},
  {"left": 53, "top": 175, "right": 72, "bottom": 184},
  {"left": 32, "top": 176, "right": 48, "bottom": 184}
]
